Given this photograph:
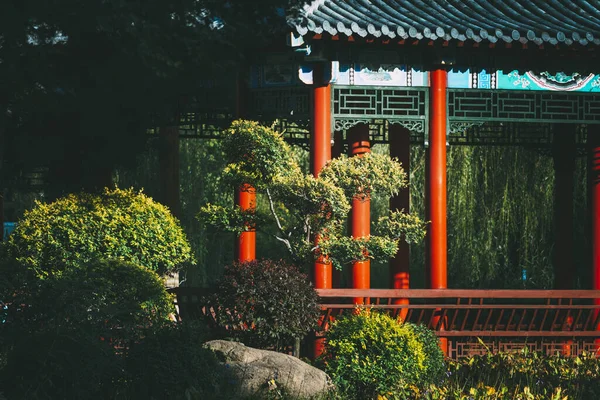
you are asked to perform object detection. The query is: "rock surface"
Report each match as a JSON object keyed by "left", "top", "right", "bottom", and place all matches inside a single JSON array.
[{"left": 204, "top": 340, "right": 331, "bottom": 398}]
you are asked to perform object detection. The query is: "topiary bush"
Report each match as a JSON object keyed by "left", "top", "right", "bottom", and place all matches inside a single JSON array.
[
  {"left": 210, "top": 259, "right": 320, "bottom": 351},
  {"left": 321, "top": 308, "right": 445, "bottom": 399},
  {"left": 4, "top": 187, "right": 192, "bottom": 277}
]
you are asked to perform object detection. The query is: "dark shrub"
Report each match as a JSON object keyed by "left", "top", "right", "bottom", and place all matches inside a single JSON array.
[
  {"left": 124, "top": 321, "right": 231, "bottom": 400},
  {"left": 0, "top": 259, "right": 176, "bottom": 399},
  {"left": 0, "top": 328, "right": 123, "bottom": 400},
  {"left": 1, "top": 259, "right": 174, "bottom": 343},
  {"left": 210, "top": 259, "right": 320, "bottom": 351}
]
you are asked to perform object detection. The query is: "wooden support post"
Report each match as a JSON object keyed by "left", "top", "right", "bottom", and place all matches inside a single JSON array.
[
  {"left": 348, "top": 124, "right": 371, "bottom": 304},
  {"left": 311, "top": 63, "right": 332, "bottom": 358},
  {"left": 589, "top": 126, "right": 600, "bottom": 337},
  {"left": 427, "top": 68, "right": 448, "bottom": 356},
  {"left": 389, "top": 124, "right": 411, "bottom": 319},
  {"left": 553, "top": 125, "right": 576, "bottom": 289},
  {"left": 312, "top": 63, "right": 333, "bottom": 290}
]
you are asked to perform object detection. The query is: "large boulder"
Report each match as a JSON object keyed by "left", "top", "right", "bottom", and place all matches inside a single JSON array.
[{"left": 204, "top": 340, "right": 332, "bottom": 399}]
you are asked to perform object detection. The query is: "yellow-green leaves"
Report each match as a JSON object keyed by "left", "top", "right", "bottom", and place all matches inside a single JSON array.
[
  {"left": 323, "top": 308, "right": 444, "bottom": 399},
  {"left": 320, "top": 153, "right": 407, "bottom": 200},
  {"left": 222, "top": 119, "right": 301, "bottom": 188},
  {"left": 5, "top": 187, "right": 192, "bottom": 277}
]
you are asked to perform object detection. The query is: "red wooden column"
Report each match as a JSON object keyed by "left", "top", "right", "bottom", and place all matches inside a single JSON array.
[
  {"left": 590, "top": 126, "right": 600, "bottom": 298},
  {"left": 311, "top": 63, "right": 332, "bottom": 358},
  {"left": 389, "top": 125, "right": 411, "bottom": 318},
  {"left": 348, "top": 124, "right": 371, "bottom": 304},
  {"left": 312, "top": 63, "right": 333, "bottom": 289},
  {"left": 427, "top": 69, "right": 448, "bottom": 290},
  {"left": 234, "top": 73, "right": 256, "bottom": 262},
  {"left": 427, "top": 69, "right": 448, "bottom": 356},
  {"left": 552, "top": 126, "right": 576, "bottom": 290}
]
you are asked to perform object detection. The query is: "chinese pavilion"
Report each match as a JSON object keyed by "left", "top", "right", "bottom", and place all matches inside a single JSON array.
[{"left": 172, "top": 1, "right": 600, "bottom": 357}]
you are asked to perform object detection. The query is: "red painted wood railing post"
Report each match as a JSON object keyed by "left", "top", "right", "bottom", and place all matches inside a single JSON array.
[
  {"left": 428, "top": 68, "right": 448, "bottom": 357},
  {"left": 348, "top": 124, "right": 371, "bottom": 304},
  {"left": 312, "top": 63, "right": 332, "bottom": 358}
]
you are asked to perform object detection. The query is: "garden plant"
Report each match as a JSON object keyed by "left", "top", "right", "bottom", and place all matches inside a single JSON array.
[{"left": 199, "top": 120, "right": 426, "bottom": 271}]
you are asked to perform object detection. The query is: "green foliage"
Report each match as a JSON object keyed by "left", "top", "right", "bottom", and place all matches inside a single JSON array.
[
  {"left": 210, "top": 259, "right": 320, "bottom": 350},
  {"left": 5, "top": 187, "right": 192, "bottom": 277},
  {"left": 321, "top": 308, "right": 445, "bottom": 399},
  {"left": 199, "top": 120, "right": 426, "bottom": 271},
  {"left": 124, "top": 321, "right": 232, "bottom": 400},
  {"left": 1, "top": 259, "right": 174, "bottom": 344},
  {"left": 319, "top": 153, "right": 407, "bottom": 200},
  {"left": 0, "top": 0, "right": 301, "bottom": 194},
  {"left": 0, "top": 259, "right": 177, "bottom": 400},
  {"left": 412, "top": 349, "right": 600, "bottom": 399},
  {"left": 222, "top": 120, "right": 301, "bottom": 188}
]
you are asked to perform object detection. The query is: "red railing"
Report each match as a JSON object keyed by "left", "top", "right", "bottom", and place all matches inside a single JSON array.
[
  {"left": 317, "top": 289, "right": 600, "bottom": 358},
  {"left": 169, "top": 288, "right": 600, "bottom": 359}
]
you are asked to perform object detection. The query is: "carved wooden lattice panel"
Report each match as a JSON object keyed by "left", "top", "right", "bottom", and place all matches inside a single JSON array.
[
  {"left": 333, "top": 86, "right": 427, "bottom": 118},
  {"left": 449, "top": 89, "right": 600, "bottom": 123}
]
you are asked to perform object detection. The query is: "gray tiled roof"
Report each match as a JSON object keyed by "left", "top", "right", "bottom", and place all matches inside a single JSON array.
[{"left": 293, "top": 0, "right": 600, "bottom": 46}]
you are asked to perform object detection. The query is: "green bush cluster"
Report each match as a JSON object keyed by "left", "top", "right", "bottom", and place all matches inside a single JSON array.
[
  {"left": 0, "top": 188, "right": 233, "bottom": 399},
  {"left": 0, "top": 258, "right": 232, "bottom": 400},
  {"left": 414, "top": 348, "right": 600, "bottom": 400},
  {"left": 321, "top": 308, "right": 445, "bottom": 399},
  {"left": 4, "top": 187, "right": 192, "bottom": 277},
  {"left": 210, "top": 259, "right": 320, "bottom": 351}
]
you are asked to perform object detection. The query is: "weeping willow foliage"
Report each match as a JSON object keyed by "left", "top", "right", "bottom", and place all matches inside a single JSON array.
[{"left": 409, "top": 145, "right": 588, "bottom": 289}]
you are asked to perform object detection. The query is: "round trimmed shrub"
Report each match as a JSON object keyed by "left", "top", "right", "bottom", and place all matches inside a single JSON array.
[
  {"left": 5, "top": 187, "right": 192, "bottom": 277},
  {"left": 322, "top": 308, "right": 445, "bottom": 399},
  {"left": 211, "top": 259, "right": 320, "bottom": 351}
]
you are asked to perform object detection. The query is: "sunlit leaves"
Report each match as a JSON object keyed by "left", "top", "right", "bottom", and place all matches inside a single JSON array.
[
  {"left": 320, "top": 153, "right": 407, "bottom": 200},
  {"left": 5, "top": 187, "right": 193, "bottom": 277},
  {"left": 200, "top": 120, "right": 425, "bottom": 271}
]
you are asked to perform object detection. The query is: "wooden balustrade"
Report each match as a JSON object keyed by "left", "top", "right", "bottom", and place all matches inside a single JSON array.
[{"left": 169, "top": 288, "right": 600, "bottom": 359}]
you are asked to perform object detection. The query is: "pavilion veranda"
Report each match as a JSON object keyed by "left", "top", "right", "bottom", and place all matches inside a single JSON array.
[{"left": 161, "top": 1, "right": 600, "bottom": 359}]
